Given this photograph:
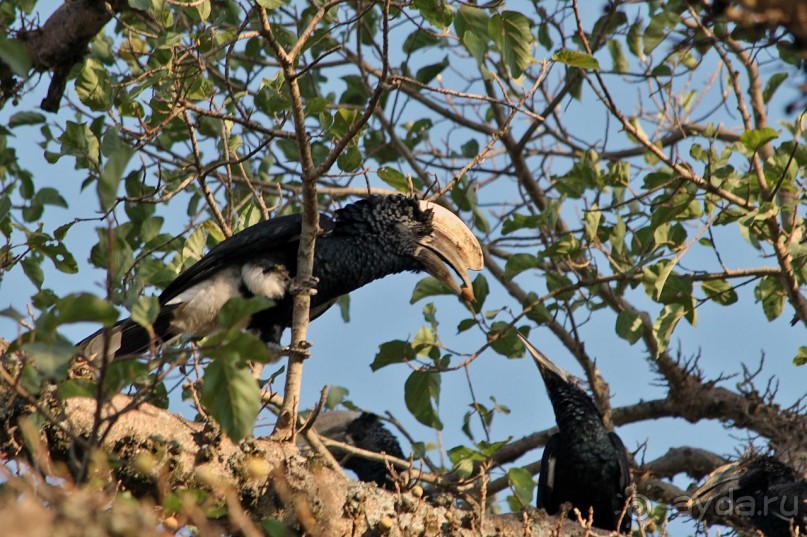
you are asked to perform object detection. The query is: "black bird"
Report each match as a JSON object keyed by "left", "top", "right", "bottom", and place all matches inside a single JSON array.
[
  {"left": 517, "top": 333, "right": 632, "bottom": 533},
  {"left": 80, "top": 195, "right": 483, "bottom": 361},
  {"left": 689, "top": 455, "right": 807, "bottom": 537},
  {"left": 307, "top": 410, "right": 405, "bottom": 489}
]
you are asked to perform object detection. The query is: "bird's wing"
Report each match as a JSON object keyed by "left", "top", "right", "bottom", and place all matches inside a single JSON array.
[
  {"left": 608, "top": 432, "right": 632, "bottom": 494},
  {"left": 537, "top": 433, "right": 561, "bottom": 511},
  {"left": 608, "top": 431, "right": 633, "bottom": 533},
  {"left": 160, "top": 213, "right": 333, "bottom": 305}
]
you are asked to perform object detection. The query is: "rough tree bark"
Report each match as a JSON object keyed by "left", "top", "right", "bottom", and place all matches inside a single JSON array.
[{"left": 0, "top": 383, "right": 606, "bottom": 536}]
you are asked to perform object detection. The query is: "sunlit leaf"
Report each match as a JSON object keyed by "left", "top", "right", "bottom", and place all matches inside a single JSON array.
[
  {"left": 371, "top": 340, "right": 416, "bottom": 371},
  {"left": 794, "top": 347, "right": 807, "bottom": 366},
  {"left": 410, "top": 276, "right": 454, "bottom": 304},
  {"left": 507, "top": 467, "right": 535, "bottom": 508},
  {"left": 553, "top": 49, "right": 599, "bottom": 71},
  {"left": 405, "top": 370, "right": 442, "bottom": 430},
  {"left": 615, "top": 310, "right": 643, "bottom": 345},
  {"left": 702, "top": 279, "right": 738, "bottom": 306},
  {"left": 201, "top": 357, "right": 260, "bottom": 442},
  {"left": 489, "top": 11, "right": 534, "bottom": 78},
  {"left": 652, "top": 304, "right": 685, "bottom": 356},
  {"left": 740, "top": 127, "right": 778, "bottom": 153},
  {"left": 377, "top": 167, "right": 410, "bottom": 192},
  {"left": 0, "top": 36, "right": 31, "bottom": 76}
]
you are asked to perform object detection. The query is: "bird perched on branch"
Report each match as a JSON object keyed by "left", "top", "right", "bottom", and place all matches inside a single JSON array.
[
  {"left": 80, "top": 195, "right": 483, "bottom": 361},
  {"left": 688, "top": 455, "right": 807, "bottom": 537},
  {"left": 306, "top": 410, "right": 406, "bottom": 489},
  {"left": 517, "top": 333, "right": 632, "bottom": 533}
]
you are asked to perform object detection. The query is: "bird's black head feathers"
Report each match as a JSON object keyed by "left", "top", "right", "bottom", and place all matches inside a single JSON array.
[
  {"left": 334, "top": 195, "right": 433, "bottom": 251},
  {"left": 736, "top": 456, "right": 798, "bottom": 495}
]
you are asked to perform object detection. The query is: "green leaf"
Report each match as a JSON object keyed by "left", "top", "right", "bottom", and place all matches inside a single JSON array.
[
  {"left": 645, "top": 259, "right": 677, "bottom": 301},
  {"left": 36, "top": 187, "right": 68, "bottom": 208},
  {"left": 325, "top": 386, "right": 349, "bottom": 409},
  {"left": 489, "top": 11, "right": 534, "bottom": 78},
  {"left": 504, "top": 253, "right": 539, "bottom": 281},
  {"left": 0, "top": 36, "right": 32, "bottom": 76},
  {"left": 58, "top": 379, "right": 96, "bottom": 399},
  {"left": 201, "top": 357, "right": 260, "bottom": 442},
  {"left": 643, "top": 10, "right": 678, "bottom": 54},
  {"left": 501, "top": 213, "right": 541, "bottom": 235},
  {"left": 507, "top": 467, "right": 535, "bottom": 508},
  {"left": 410, "top": 276, "right": 454, "bottom": 304},
  {"left": 461, "top": 139, "right": 480, "bottom": 158},
  {"left": 607, "top": 39, "right": 628, "bottom": 73},
  {"left": 99, "top": 143, "right": 135, "bottom": 210},
  {"left": 103, "top": 359, "right": 150, "bottom": 393},
  {"left": 702, "top": 279, "right": 738, "bottom": 306},
  {"left": 131, "top": 295, "right": 160, "bottom": 327},
  {"left": 584, "top": 207, "right": 601, "bottom": 241},
  {"left": 377, "top": 167, "right": 410, "bottom": 192},
  {"left": 464, "top": 30, "right": 493, "bottom": 79},
  {"left": 627, "top": 21, "right": 643, "bottom": 59},
  {"left": 195, "top": 0, "right": 211, "bottom": 20},
  {"left": 416, "top": 56, "right": 449, "bottom": 85},
  {"left": 8, "top": 111, "right": 46, "bottom": 128},
  {"left": 75, "top": 58, "right": 111, "bottom": 111},
  {"left": 261, "top": 519, "right": 297, "bottom": 537},
  {"left": 754, "top": 276, "right": 785, "bottom": 321},
  {"left": 615, "top": 310, "right": 643, "bottom": 345},
  {"left": 740, "top": 127, "right": 778, "bottom": 153},
  {"left": 51, "top": 293, "right": 119, "bottom": 327},
  {"left": 21, "top": 255, "right": 44, "bottom": 289},
  {"left": 793, "top": 346, "right": 807, "bottom": 366},
  {"left": 553, "top": 49, "right": 600, "bottom": 71},
  {"left": 60, "top": 121, "right": 100, "bottom": 170},
  {"left": 471, "top": 274, "right": 489, "bottom": 311},
  {"left": 412, "top": 0, "right": 454, "bottom": 29},
  {"left": 455, "top": 5, "right": 489, "bottom": 42},
  {"left": 762, "top": 73, "right": 787, "bottom": 103},
  {"left": 337, "top": 294, "right": 350, "bottom": 322},
  {"left": 22, "top": 342, "right": 76, "bottom": 381},
  {"left": 371, "top": 340, "right": 416, "bottom": 371},
  {"left": 218, "top": 296, "right": 275, "bottom": 329},
  {"left": 336, "top": 144, "right": 361, "bottom": 172},
  {"left": 403, "top": 30, "right": 440, "bottom": 53},
  {"left": 488, "top": 322, "right": 525, "bottom": 358},
  {"left": 405, "top": 370, "right": 442, "bottom": 430},
  {"left": 257, "top": 0, "right": 286, "bottom": 8},
  {"left": 652, "top": 304, "right": 685, "bottom": 356}
]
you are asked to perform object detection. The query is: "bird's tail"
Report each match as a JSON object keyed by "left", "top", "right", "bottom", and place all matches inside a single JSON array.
[{"left": 77, "top": 308, "right": 176, "bottom": 363}]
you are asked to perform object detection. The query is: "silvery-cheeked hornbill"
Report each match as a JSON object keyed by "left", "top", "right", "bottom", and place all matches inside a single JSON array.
[
  {"left": 517, "top": 333, "right": 632, "bottom": 533},
  {"left": 308, "top": 410, "right": 405, "bottom": 489},
  {"left": 689, "top": 455, "right": 807, "bottom": 537},
  {"left": 79, "top": 195, "right": 483, "bottom": 361}
]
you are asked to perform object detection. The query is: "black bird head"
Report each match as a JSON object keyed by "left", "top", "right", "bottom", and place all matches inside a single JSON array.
[
  {"left": 307, "top": 410, "right": 405, "bottom": 489},
  {"left": 333, "top": 196, "right": 483, "bottom": 301},
  {"left": 690, "top": 456, "right": 796, "bottom": 504},
  {"left": 688, "top": 455, "right": 807, "bottom": 536},
  {"left": 516, "top": 333, "right": 604, "bottom": 431}
]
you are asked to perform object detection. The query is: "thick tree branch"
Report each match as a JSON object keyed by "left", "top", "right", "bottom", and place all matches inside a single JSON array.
[
  {"left": 0, "top": 387, "right": 611, "bottom": 536},
  {"left": 2, "top": 0, "right": 131, "bottom": 111}
]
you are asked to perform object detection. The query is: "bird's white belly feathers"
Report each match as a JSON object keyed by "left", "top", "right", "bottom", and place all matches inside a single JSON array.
[
  {"left": 165, "top": 264, "right": 288, "bottom": 337},
  {"left": 240, "top": 263, "right": 288, "bottom": 299}
]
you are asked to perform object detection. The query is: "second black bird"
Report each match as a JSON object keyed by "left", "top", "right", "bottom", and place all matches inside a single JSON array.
[
  {"left": 517, "top": 333, "right": 632, "bottom": 533},
  {"left": 689, "top": 455, "right": 807, "bottom": 537},
  {"left": 309, "top": 410, "right": 405, "bottom": 489}
]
